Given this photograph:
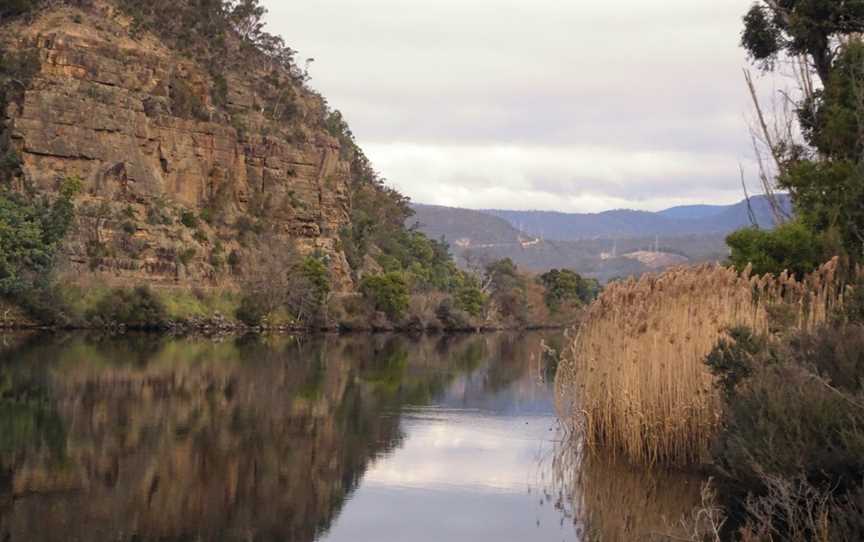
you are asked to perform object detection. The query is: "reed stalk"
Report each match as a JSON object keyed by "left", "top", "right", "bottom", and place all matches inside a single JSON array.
[{"left": 556, "top": 259, "right": 847, "bottom": 466}]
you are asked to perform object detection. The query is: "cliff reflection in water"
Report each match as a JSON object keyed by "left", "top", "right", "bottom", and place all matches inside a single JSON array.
[{"left": 0, "top": 332, "right": 555, "bottom": 541}]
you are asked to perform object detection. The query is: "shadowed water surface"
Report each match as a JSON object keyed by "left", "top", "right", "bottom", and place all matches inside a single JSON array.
[{"left": 0, "top": 331, "right": 701, "bottom": 541}]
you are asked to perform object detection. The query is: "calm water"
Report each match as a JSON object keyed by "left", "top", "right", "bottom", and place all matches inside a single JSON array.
[{"left": 0, "top": 332, "right": 702, "bottom": 541}]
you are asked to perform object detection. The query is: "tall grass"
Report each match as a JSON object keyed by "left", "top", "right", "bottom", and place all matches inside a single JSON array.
[{"left": 555, "top": 259, "right": 847, "bottom": 466}]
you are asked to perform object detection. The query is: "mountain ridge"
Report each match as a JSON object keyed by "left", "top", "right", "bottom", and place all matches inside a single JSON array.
[
  {"left": 479, "top": 194, "right": 791, "bottom": 241},
  {"left": 408, "top": 196, "right": 788, "bottom": 281}
]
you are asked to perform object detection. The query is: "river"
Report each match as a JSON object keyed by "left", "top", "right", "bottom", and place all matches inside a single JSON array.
[{"left": 0, "top": 331, "right": 701, "bottom": 541}]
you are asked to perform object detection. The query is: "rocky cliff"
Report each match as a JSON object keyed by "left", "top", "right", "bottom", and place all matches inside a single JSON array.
[{"left": 0, "top": 1, "right": 354, "bottom": 291}]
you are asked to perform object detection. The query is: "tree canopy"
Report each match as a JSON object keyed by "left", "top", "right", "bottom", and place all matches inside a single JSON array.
[
  {"left": 731, "top": 1, "right": 864, "bottom": 274},
  {"left": 742, "top": 0, "right": 864, "bottom": 84}
]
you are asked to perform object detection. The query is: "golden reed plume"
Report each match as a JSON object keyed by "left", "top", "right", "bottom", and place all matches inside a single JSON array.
[{"left": 556, "top": 258, "right": 848, "bottom": 466}]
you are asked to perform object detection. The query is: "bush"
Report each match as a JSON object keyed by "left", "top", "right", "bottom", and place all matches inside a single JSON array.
[
  {"left": 89, "top": 286, "right": 168, "bottom": 329},
  {"left": 236, "top": 292, "right": 268, "bottom": 326},
  {"left": 726, "top": 221, "right": 826, "bottom": 278},
  {"left": 538, "top": 268, "right": 599, "bottom": 311},
  {"left": 360, "top": 272, "right": 410, "bottom": 320},
  {"left": 179, "top": 209, "right": 198, "bottom": 228},
  {"left": 707, "top": 323, "right": 864, "bottom": 538},
  {"left": 454, "top": 285, "right": 485, "bottom": 317},
  {"left": 169, "top": 75, "right": 209, "bottom": 121},
  {"left": 704, "top": 326, "right": 769, "bottom": 398},
  {"left": 0, "top": 178, "right": 80, "bottom": 324},
  {"left": 294, "top": 255, "right": 330, "bottom": 322},
  {"left": 235, "top": 243, "right": 332, "bottom": 327},
  {"left": 178, "top": 247, "right": 196, "bottom": 267},
  {"left": 485, "top": 258, "right": 529, "bottom": 323},
  {"left": 435, "top": 297, "right": 470, "bottom": 329}
]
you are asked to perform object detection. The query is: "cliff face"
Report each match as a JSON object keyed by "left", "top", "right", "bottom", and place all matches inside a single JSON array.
[{"left": 0, "top": 2, "right": 354, "bottom": 291}]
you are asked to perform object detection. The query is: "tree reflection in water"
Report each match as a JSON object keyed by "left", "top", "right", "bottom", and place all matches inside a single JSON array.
[
  {"left": 0, "top": 332, "right": 500, "bottom": 541},
  {"left": 0, "top": 331, "right": 569, "bottom": 542}
]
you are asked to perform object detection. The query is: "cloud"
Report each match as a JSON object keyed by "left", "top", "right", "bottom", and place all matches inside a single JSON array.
[
  {"left": 262, "top": 0, "right": 774, "bottom": 212},
  {"left": 364, "top": 142, "right": 746, "bottom": 212}
]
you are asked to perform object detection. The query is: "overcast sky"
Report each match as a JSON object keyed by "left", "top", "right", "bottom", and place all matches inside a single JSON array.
[{"left": 263, "top": 0, "right": 774, "bottom": 213}]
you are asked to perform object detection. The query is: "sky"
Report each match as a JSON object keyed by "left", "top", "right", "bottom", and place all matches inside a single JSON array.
[{"left": 262, "top": 0, "right": 776, "bottom": 213}]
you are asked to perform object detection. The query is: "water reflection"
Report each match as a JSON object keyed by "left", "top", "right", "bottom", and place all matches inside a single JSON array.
[
  {"left": 0, "top": 332, "right": 569, "bottom": 541},
  {"left": 547, "top": 440, "right": 706, "bottom": 541},
  {"left": 0, "top": 332, "right": 702, "bottom": 541}
]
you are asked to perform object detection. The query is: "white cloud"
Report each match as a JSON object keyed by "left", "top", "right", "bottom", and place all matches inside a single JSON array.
[
  {"left": 262, "top": 0, "right": 781, "bottom": 212},
  {"left": 365, "top": 142, "right": 745, "bottom": 212}
]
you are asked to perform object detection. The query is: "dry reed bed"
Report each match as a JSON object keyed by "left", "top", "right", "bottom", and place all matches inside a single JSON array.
[{"left": 556, "top": 258, "right": 846, "bottom": 467}]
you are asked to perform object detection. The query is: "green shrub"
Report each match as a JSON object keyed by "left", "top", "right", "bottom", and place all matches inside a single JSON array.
[
  {"left": 726, "top": 221, "right": 826, "bottom": 278},
  {"left": 236, "top": 292, "right": 268, "bottom": 326},
  {"left": 707, "top": 323, "right": 864, "bottom": 537},
  {"left": 538, "top": 268, "right": 599, "bottom": 311},
  {"left": 0, "top": 178, "right": 80, "bottom": 324},
  {"left": 209, "top": 251, "right": 224, "bottom": 270},
  {"left": 454, "top": 285, "right": 485, "bottom": 317},
  {"left": 89, "top": 286, "right": 168, "bottom": 329},
  {"left": 178, "top": 247, "right": 196, "bottom": 266},
  {"left": 298, "top": 256, "right": 330, "bottom": 310},
  {"left": 211, "top": 72, "right": 229, "bottom": 109},
  {"left": 360, "top": 272, "right": 410, "bottom": 320},
  {"left": 704, "top": 326, "right": 769, "bottom": 398},
  {"left": 169, "top": 75, "right": 209, "bottom": 121},
  {"left": 179, "top": 209, "right": 198, "bottom": 228}
]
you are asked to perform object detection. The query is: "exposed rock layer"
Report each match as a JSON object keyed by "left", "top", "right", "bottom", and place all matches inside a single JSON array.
[{"left": 1, "top": 3, "right": 354, "bottom": 291}]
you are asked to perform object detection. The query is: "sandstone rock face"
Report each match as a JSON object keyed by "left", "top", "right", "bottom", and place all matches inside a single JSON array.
[{"left": 0, "top": 3, "right": 354, "bottom": 291}]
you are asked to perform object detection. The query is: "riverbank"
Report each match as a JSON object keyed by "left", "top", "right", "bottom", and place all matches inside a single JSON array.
[
  {"left": 0, "top": 305, "right": 572, "bottom": 335},
  {"left": 1, "top": 281, "right": 581, "bottom": 335}
]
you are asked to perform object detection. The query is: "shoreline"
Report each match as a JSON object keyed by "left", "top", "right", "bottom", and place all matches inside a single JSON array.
[{"left": 0, "top": 319, "right": 570, "bottom": 335}]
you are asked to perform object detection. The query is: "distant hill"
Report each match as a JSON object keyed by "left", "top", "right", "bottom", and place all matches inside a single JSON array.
[
  {"left": 409, "top": 204, "right": 525, "bottom": 247},
  {"left": 484, "top": 195, "right": 791, "bottom": 242},
  {"left": 407, "top": 199, "right": 757, "bottom": 282},
  {"left": 657, "top": 204, "right": 727, "bottom": 220}
]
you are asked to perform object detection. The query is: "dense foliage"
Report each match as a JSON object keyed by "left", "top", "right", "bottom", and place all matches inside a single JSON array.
[
  {"left": 537, "top": 268, "right": 599, "bottom": 311},
  {"left": 730, "top": 2, "right": 864, "bottom": 275},
  {"left": 706, "top": 318, "right": 864, "bottom": 539},
  {"left": 235, "top": 248, "right": 332, "bottom": 327},
  {"left": 88, "top": 286, "right": 168, "bottom": 329},
  {"left": 327, "top": 105, "right": 480, "bottom": 320},
  {"left": 360, "top": 272, "right": 410, "bottom": 320},
  {"left": 116, "top": 0, "right": 300, "bottom": 75},
  {"left": 0, "top": 178, "right": 79, "bottom": 322},
  {"left": 715, "top": 5, "right": 864, "bottom": 536},
  {"left": 484, "top": 258, "right": 528, "bottom": 324},
  {"left": 742, "top": 0, "right": 864, "bottom": 84},
  {"left": 726, "top": 222, "right": 826, "bottom": 278}
]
